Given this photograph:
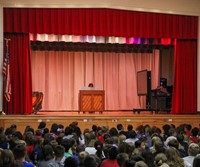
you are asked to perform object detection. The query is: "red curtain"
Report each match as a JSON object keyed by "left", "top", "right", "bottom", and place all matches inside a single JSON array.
[
  {"left": 172, "top": 39, "right": 197, "bottom": 114},
  {"left": 3, "top": 33, "right": 32, "bottom": 114},
  {"left": 4, "top": 8, "right": 198, "bottom": 39}
]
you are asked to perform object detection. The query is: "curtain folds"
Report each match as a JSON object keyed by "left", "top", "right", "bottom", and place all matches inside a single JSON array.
[
  {"left": 3, "top": 33, "right": 32, "bottom": 114},
  {"left": 31, "top": 50, "right": 159, "bottom": 111},
  {"left": 172, "top": 40, "right": 197, "bottom": 114},
  {"left": 4, "top": 8, "right": 198, "bottom": 39}
]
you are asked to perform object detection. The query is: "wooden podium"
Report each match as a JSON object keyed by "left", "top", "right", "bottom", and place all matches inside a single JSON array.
[{"left": 79, "top": 90, "right": 105, "bottom": 114}]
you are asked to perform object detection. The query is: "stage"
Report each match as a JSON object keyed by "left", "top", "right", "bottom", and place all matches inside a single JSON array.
[{"left": 0, "top": 110, "right": 199, "bottom": 133}]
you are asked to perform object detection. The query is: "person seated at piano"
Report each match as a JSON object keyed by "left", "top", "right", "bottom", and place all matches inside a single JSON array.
[{"left": 156, "top": 85, "right": 169, "bottom": 95}]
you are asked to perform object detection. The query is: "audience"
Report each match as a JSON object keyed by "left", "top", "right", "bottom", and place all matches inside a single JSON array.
[{"left": 0, "top": 122, "right": 200, "bottom": 167}]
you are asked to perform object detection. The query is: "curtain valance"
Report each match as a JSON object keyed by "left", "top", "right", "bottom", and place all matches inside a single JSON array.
[{"left": 4, "top": 8, "right": 198, "bottom": 39}]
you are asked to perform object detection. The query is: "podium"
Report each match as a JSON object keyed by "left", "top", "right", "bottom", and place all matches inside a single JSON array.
[{"left": 79, "top": 90, "right": 105, "bottom": 114}]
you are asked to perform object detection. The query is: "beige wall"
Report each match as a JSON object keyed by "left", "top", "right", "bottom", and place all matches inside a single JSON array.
[
  {"left": 1, "top": 0, "right": 200, "bottom": 16},
  {"left": 0, "top": 0, "right": 200, "bottom": 111}
]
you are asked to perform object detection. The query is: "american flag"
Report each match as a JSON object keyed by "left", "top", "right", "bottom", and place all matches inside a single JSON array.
[{"left": 3, "top": 42, "right": 11, "bottom": 102}]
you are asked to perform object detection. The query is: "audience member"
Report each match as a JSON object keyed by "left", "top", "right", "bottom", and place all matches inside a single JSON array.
[
  {"left": 94, "top": 140, "right": 105, "bottom": 162},
  {"left": 193, "top": 154, "right": 200, "bottom": 167},
  {"left": 165, "top": 147, "right": 184, "bottom": 167},
  {"left": 0, "top": 132, "right": 9, "bottom": 149},
  {"left": 183, "top": 143, "right": 200, "bottom": 166},
  {"left": 84, "top": 154, "right": 98, "bottom": 167},
  {"left": 134, "top": 160, "right": 148, "bottom": 167},
  {"left": 36, "top": 144, "right": 59, "bottom": 167},
  {"left": 117, "top": 124, "right": 125, "bottom": 136},
  {"left": 100, "top": 146, "right": 119, "bottom": 167},
  {"left": 0, "top": 149, "right": 15, "bottom": 167},
  {"left": 141, "top": 150, "right": 156, "bottom": 167},
  {"left": 190, "top": 127, "right": 199, "bottom": 143},
  {"left": 64, "top": 157, "right": 78, "bottom": 167},
  {"left": 154, "top": 153, "right": 169, "bottom": 167},
  {"left": 13, "top": 144, "right": 35, "bottom": 167},
  {"left": 116, "top": 153, "right": 129, "bottom": 167},
  {"left": 78, "top": 151, "right": 89, "bottom": 167},
  {"left": 55, "top": 145, "right": 65, "bottom": 167},
  {"left": 125, "top": 130, "right": 138, "bottom": 145}
]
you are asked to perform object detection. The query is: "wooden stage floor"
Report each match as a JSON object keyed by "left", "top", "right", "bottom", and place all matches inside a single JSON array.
[{"left": 0, "top": 110, "right": 200, "bottom": 133}]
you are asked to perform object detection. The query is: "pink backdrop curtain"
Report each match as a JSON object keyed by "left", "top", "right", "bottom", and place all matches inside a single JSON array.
[
  {"left": 31, "top": 50, "right": 159, "bottom": 111},
  {"left": 3, "top": 33, "right": 32, "bottom": 114},
  {"left": 3, "top": 8, "right": 198, "bottom": 114}
]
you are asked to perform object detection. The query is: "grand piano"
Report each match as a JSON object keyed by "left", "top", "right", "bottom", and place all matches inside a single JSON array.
[{"left": 150, "top": 86, "right": 172, "bottom": 113}]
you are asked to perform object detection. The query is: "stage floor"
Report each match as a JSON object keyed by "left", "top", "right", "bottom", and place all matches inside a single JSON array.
[
  {"left": 36, "top": 110, "right": 137, "bottom": 116},
  {"left": 0, "top": 110, "right": 200, "bottom": 133}
]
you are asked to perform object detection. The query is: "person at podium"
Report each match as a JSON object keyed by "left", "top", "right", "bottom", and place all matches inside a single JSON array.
[
  {"left": 81, "top": 83, "right": 101, "bottom": 90},
  {"left": 88, "top": 83, "right": 94, "bottom": 87}
]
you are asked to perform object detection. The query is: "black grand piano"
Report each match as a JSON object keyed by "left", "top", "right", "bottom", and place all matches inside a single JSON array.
[{"left": 150, "top": 86, "right": 172, "bottom": 113}]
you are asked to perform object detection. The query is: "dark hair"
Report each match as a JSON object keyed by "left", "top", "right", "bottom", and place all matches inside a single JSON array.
[
  {"left": 141, "top": 150, "right": 156, "bottom": 167},
  {"left": 109, "top": 127, "right": 118, "bottom": 137},
  {"left": 193, "top": 155, "right": 200, "bottom": 167},
  {"left": 13, "top": 131, "right": 23, "bottom": 140},
  {"left": 84, "top": 155, "right": 97, "bottom": 167},
  {"left": 41, "top": 144, "right": 54, "bottom": 161},
  {"left": 127, "top": 124, "right": 133, "bottom": 131},
  {"left": 135, "top": 138, "right": 146, "bottom": 148},
  {"left": 108, "top": 146, "right": 118, "bottom": 160},
  {"left": 88, "top": 83, "right": 94, "bottom": 87},
  {"left": 191, "top": 127, "right": 199, "bottom": 137},
  {"left": 167, "top": 139, "right": 179, "bottom": 149},
  {"left": 64, "top": 126, "right": 73, "bottom": 136},
  {"left": 50, "top": 123, "right": 59, "bottom": 134},
  {"left": 13, "top": 144, "right": 26, "bottom": 159},
  {"left": 54, "top": 145, "right": 65, "bottom": 158},
  {"left": 38, "top": 121, "right": 46, "bottom": 129},
  {"left": 92, "top": 125, "right": 98, "bottom": 132},
  {"left": 64, "top": 157, "right": 78, "bottom": 167},
  {"left": 162, "top": 124, "right": 171, "bottom": 134},
  {"left": 128, "top": 130, "right": 137, "bottom": 138},
  {"left": 117, "top": 124, "right": 123, "bottom": 131},
  {"left": 184, "top": 124, "right": 192, "bottom": 131},
  {"left": 10, "top": 124, "right": 17, "bottom": 129}
]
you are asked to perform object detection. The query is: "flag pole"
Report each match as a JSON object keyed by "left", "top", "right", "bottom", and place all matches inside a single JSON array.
[
  {"left": 4, "top": 38, "right": 11, "bottom": 47},
  {"left": 1, "top": 38, "right": 11, "bottom": 115}
]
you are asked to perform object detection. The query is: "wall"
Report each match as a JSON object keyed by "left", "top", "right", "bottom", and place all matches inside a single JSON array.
[{"left": 1, "top": 0, "right": 200, "bottom": 16}]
